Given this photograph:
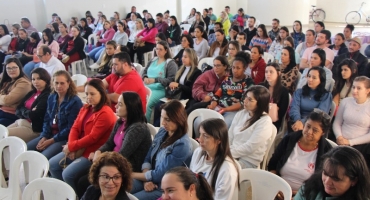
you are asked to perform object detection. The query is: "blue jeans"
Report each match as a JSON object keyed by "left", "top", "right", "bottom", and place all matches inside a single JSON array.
[
  {"left": 0, "top": 110, "right": 18, "bottom": 126},
  {"left": 131, "top": 179, "right": 162, "bottom": 200},
  {"left": 24, "top": 61, "right": 41, "bottom": 78},
  {"left": 88, "top": 46, "right": 104, "bottom": 62},
  {"left": 49, "top": 152, "right": 91, "bottom": 191},
  {"left": 27, "top": 136, "right": 66, "bottom": 159}
]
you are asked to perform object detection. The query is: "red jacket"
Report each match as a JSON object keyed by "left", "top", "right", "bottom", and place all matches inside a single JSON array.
[
  {"left": 68, "top": 105, "right": 116, "bottom": 158},
  {"left": 192, "top": 69, "right": 228, "bottom": 101},
  {"left": 251, "top": 58, "right": 266, "bottom": 84}
]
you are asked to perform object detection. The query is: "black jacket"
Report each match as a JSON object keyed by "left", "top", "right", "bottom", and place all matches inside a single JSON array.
[
  {"left": 267, "top": 131, "right": 332, "bottom": 174},
  {"left": 62, "top": 36, "right": 87, "bottom": 59},
  {"left": 79, "top": 25, "right": 93, "bottom": 41},
  {"left": 81, "top": 185, "right": 129, "bottom": 200},
  {"left": 165, "top": 25, "right": 182, "bottom": 45},
  {"left": 189, "top": 21, "right": 205, "bottom": 34},
  {"left": 333, "top": 51, "right": 369, "bottom": 79},
  {"left": 328, "top": 43, "right": 348, "bottom": 57},
  {"left": 176, "top": 68, "right": 202, "bottom": 100},
  {"left": 15, "top": 88, "right": 51, "bottom": 132}
]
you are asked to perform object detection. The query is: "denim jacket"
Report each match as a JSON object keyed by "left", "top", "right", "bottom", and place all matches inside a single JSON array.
[
  {"left": 40, "top": 93, "right": 83, "bottom": 142},
  {"left": 142, "top": 127, "right": 192, "bottom": 184}
]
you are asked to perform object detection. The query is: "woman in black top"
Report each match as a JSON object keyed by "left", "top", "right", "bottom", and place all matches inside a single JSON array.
[
  {"left": 165, "top": 16, "right": 181, "bottom": 47},
  {"left": 60, "top": 26, "right": 86, "bottom": 70},
  {"left": 173, "top": 34, "right": 194, "bottom": 67},
  {"left": 79, "top": 18, "right": 93, "bottom": 41}
]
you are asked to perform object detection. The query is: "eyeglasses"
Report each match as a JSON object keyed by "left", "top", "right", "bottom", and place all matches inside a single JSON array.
[
  {"left": 313, "top": 108, "right": 331, "bottom": 120},
  {"left": 6, "top": 67, "right": 19, "bottom": 71},
  {"left": 98, "top": 175, "right": 122, "bottom": 183},
  {"left": 37, "top": 54, "right": 45, "bottom": 58}
]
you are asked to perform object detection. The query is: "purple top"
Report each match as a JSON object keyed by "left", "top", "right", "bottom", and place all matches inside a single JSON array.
[{"left": 113, "top": 119, "right": 126, "bottom": 152}]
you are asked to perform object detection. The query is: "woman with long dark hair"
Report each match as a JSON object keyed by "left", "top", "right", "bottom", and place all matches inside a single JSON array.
[
  {"left": 290, "top": 20, "right": 305, "bottom": 48},
  {"left": 249, "top": 24, "right": 272, "bottom": 52},
  {"left": 193, "top": 25, "right": 208, "bottom": 60},
  {"left": 280, "top": 46, "right": 299, "bottom": 94},
  {"left": 79, "top": 18, "right": 93, "bottom": 41},
  {"left": 229, "top": 85, "right": 274, "bottom": 168},
  {"left": 269, "top": 26, "right": 289, "bottom": 58},
  {"left": 247, "top": 45, "right": 266, "bottom": 84},
  {"left": 294, "top": 146, "right": 370, "bottom": 200},
  {"left": 0, "top": 24, "right": 11, "bottom": 65},
  {"left": 207, "top": 29, "right": 228, "bottom": 57},
  {"left": 60, "top": 26, "right": 86, "bottom": 70},
  {"left": 18, "top": 32, "right": 40, "bottom": 66},
  {"left": 173, "top": 34, "right": 194, "bottom": 66},
  {"left": 135, "top": 18, "right": 158, "bottom": 65},
  {"left": 190, "top": 118, "right": 239, "bottom": 199},
  {"left": 260, "top": 63, "right": 289, "bottom": 130},
  {"left": 131, "top": 100, "right": 192, "bottom": 200},
  {"left": 165, "top": 16, "right": 181, "bottom": 47},
  {"left": 290, "top": 67, "right": 332, "bottom": 132},
  {"left": 51, "top": 22, "right": 60, "bottom": 40},
  {"left": 161, "top": 166, "right": 214, "bottom": 200},
  {"left": 8, "top": 68, "right": 51, "bottom": 142},
  {"left": 329, "top": 33, "right": 349, "bottom": 56},
  {"left": 0, "top": 58, "right": 32, "bottom": 126}
]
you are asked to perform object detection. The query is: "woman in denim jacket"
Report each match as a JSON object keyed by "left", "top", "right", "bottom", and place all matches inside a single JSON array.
[
  {"left": 131, "top": 100, "right": 192, "bottom": 200},
  {"left": 27, "top": 70, "right": 83, "bottom": 159}
]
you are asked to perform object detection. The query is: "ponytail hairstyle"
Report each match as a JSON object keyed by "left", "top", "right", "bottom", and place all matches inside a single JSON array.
[
  {"left": 164, "top": 167, "right": 214, "bottom": 200},
  {"left": 233, "top": 51, "right": 251, "bottom": 70}
]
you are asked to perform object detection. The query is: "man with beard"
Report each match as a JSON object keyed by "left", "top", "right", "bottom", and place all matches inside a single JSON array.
[
  {"left": 333, "top": 37, "right": 369, "bottom": 79},
  {"left": 268, "top": 18, "right": 280, "bottom": 41},
  {"left": 300, "top": 30, "right": 335, "bottom": 70},
  {"left": 243, "top": 16, "right": 257, "bottom": 46}
]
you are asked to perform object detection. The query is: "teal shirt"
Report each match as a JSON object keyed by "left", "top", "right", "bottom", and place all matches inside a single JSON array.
[
  {"left": 294, "top": 186, "right": 337, "bottom": 200},
  {"left": 146, "top": 60, "right": 166, "bottom": 90}
]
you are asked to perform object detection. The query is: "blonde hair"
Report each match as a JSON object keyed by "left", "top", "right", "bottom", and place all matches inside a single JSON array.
[
  {"left": 135, "top": 19, "right": 144, "bottom": 31},
  {"left": 220, "top": 11, "right": 229, "bottom": 23},
  {"left": 175, "top": 48, "right": 198, "bottom": 81}
]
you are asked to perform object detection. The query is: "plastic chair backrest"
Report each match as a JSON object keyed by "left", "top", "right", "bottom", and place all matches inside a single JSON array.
[
  {"left": 147, "top": 123, "right": 158, "bottom": 140},
  {"left": 239, "top": 168, "right": 292, "bottom": 200},
  {"left": 263, "top": 52, "right": 274, "bottom": 63},
  {"left": 261, "top": 126, "right": 277, "bottom": 170},
  {"left": 22, "top": 177, "right": 76, "bottom": 200},
  {"left": 326, "top": 138, "right": 338, "bottom": 147},
  {"left": 8, "top": 151, "right": 49, "bottom": 200},
  {"left": 180, "top": 24, "right": 191, "bottom": 32},
  {"left": 244, "top": 50, "right": 251, "bottom": 54},
  {"left": 0, "top": 124, "right": 8, "bottom": 139},
  {"left": 126, "top": 192, "right": 138, "bottom": 200},
  {"left": 133, "top": 63, "right": 144, "bottom": 75},
  {"left": 328, "top": 79, "right": 335, "bottom": 92},
  {"left": 190, "top": 138, "right": 199, "bottom": 152},
  {"left": 329, "top": 101, "right": 336, "bottom": 122},
  {"left": 187, "top": 109, "right": 224, "bottom": 138},
  {"left": 145, "top": 86, "right": 152, "bottom": 105},
  {"left": 88, "top": 34, "right": 98, "bottom": 46},
  {"left": 360, "top": 43, "right": 368, "bottom": 56},
  {"left": 71, "top": 74, "right": 87, "bottom": 87},
  {"left": 197, "top": 57, "right": 214, "bottom": 70}
]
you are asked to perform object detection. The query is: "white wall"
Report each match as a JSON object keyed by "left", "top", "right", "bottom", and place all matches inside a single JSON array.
[{"left": 1, "top": 0, "right": 368, "bottom": 32}]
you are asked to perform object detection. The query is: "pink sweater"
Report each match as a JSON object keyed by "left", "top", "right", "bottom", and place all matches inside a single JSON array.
[
  {"left": 97, "top": 28, "right": 115, "bottom": 44},
  {"left": 37, "top": 40, "right": 60, "bottom": 57},
  {"left": 192, "top": 70, "right": 228, "bottom": 101},
  {"left": 136, "top": 28, "right": 158, "bottom": 44}
]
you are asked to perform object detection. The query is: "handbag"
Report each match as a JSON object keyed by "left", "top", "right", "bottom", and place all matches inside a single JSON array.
[
  {"left": 59, "top": 147, "right": 85, "bottom": 169},
  {"left": 165, "top": 86, "right": 182, "bottom": 99},
  {"left": 269, "top": 100, "right": 279, "bottom": 122},
  {"left": 61, "top": 55, "right": 70, "bottom": 63}
]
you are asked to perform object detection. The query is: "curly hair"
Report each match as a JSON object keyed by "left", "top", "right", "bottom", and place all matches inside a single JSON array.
[{"left": 88, "top": 152, "right": 133, "bottom": 191}]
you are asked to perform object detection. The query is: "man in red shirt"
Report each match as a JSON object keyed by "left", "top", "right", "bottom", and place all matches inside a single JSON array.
[{"left": 102, "top": 52, "right": 147, "bottom": 112}]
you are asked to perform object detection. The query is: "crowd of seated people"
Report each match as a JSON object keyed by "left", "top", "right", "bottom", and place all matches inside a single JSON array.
[{"left": 1, "top": 5, "right": 370, "bottom": 200}]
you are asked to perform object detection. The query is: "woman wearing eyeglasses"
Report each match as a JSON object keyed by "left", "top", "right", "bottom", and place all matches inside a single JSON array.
[
  {"left": 289, "top": 67, "right": 332, "bottom": 132},
  {"left": 0, "top": 58, "right": 32, "bottom": 126},
  {"left": 268, "top": 110, "right": 333, "bottom": 197},
  {"left": 81, "top": 152, "right": 133, "bottom": 200},
  {"left": 333, "top": 76, "right": 370, "bottom": 167},
  {"left": 142, "top": 41, "right": 178, "bottom": 122}
]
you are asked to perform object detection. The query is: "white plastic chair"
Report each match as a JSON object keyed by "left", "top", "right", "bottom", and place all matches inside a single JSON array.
[
  {"left": 71, "top": 74, "right": 87, "bottom": 87},
  {"left": 133, "top": 63, "right": 144, "bottom": 75},
  {"left": 239, "top": 168, "right": 292, "bottom": 200},
  {"left": 143, "top": 51, "right": 153, "bottom": 67},
  {"left": 126, "top": 192, "right": 138, "bottom": 200},
  {"left": 70, "top": 60, "right": 88, "bottom": 75},
  {"left": 187, "top": 109, "right": 225, "bottom": 138},
  {"left": 190, "top": 138, "right": 199, "bottom": 152},
  {"left": 326, "top": 138, "right": 338, "bottom": 147},
  {"left": 197, "top": 57, "right": 214, "bottom": 70},
  {"left": 263, "top": 52, "right": 274, "bottom": 63},
  {"left": 244, "top": 50, "right": 251, "bottom": 54},
  {"left": 0, "top": 124, "right": 8, "bottom": 139},
  {"left": 145, "top": 86, "right": 152, "bottom": 104},
  {"left": 0, "top": 151, "right": 49, "bottom": 200},
  {"left": 147, "top": 123, "right": 158, "bottom": 140},
  {"left": 22, "top": 177, "right": 76, "bottom": 200},
  {"left": 261, "top": 126, "right": 277, "bottom": 170},
  {"left": 0, "top": 137, "right": 26, "bottom": 189},
  {"left": 180, "top": 24, "right": 191, "bottom": 33}
]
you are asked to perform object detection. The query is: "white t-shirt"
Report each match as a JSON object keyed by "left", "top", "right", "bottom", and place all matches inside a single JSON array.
[
  {"left": 190, "top": 147, "right": 239, "bottom": 200},
  {"left": 302, "top": 46, "right": 335, "bottom": 68},
  {"left": 280, "top": 142, "right": 318, "bottom": 191},
  {"left": 39, "top": 56, "right": 66, "bottom": 76}
]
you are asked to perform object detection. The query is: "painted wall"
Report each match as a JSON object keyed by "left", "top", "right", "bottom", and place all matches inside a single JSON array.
[{"left": 317, "top": 0, "right": 370, "bottom": 23}]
